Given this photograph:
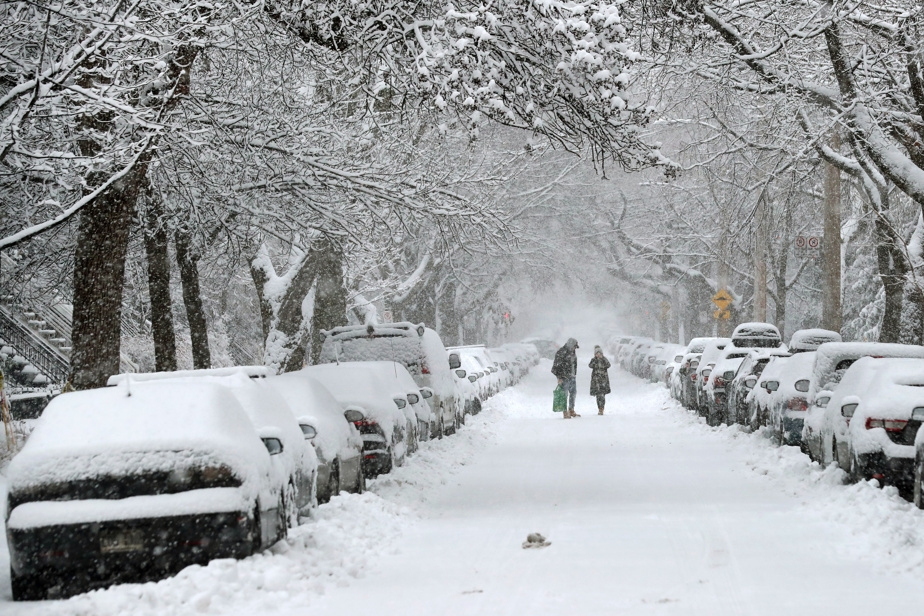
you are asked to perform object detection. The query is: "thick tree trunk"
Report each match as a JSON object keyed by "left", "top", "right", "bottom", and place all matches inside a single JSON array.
[
  {"left": 822, "top": 133, "right": 842, "bottom": 333},
  {"left": 752, "top": 192, "right": 768, "bottom": 322},
  {"left": 309, "top": 238, "right": 346, "bottom": 365},
  {"left": 70, "top": 166, "right": 146, "bottom": 389},
  {"left": 877, "top": 242, "right": 906, "bottom": 343},
  {"left": 175, "top": 229, "right": 211, "bottom": 369},
  {"left": 142, "top": 183, "right": 177, "bottom": 372}
]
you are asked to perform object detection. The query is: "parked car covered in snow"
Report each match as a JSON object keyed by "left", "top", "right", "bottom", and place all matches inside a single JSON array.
[
  {"left": 694, "top": 338, "right": 730, "bottom": 413},
  {"left": 109, "top": 367, "right": 318, "bottom": 524},
  {"left": 6, "top": 381, "right": 285, "bottom": 600},
  {"left": 801, "top": 342, "right": 924, "bottom": 462},
  {"left": 302, "top": 362, "right": 413, "bottom": 476},
  {"left": 521, "top": 336, "right": 558, "bottom": 360},
  {"left": 359, "top": 360, "right": 435, "bottom": 443},
  {"left": 722, "top": 348, "right": 789, "bottom": 425},
  {"left": 267, "top": 372, "right": 365, "bottom": 503},
  {"left": 703, "top": 347, "right": 750, "bottom": 426},
  {"left": 679, "top": 354, "right": 702, "bottom": 408},
  {"left": 758, "top": 353, "right": 814, "bottom": 446},
  {"left": 319, "top": 323, "right": 459, "bottom": 438},
  {"left": 818, "top": 357, "right": 924, "bottom": 496}
]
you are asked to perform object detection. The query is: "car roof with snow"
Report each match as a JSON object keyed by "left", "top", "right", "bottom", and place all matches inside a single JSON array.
[
  {"left": 6, "top": 381, "right": 269, "bottom": 491},
  {"left": 697, "top": 338, "right": 731, "bottom": 374},
  {"left": 685, "top": 337, "right": 714, "bottom": 354}
]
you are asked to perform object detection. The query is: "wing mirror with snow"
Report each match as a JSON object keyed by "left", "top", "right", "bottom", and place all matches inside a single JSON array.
[
  {"left": 419, "top": 388, "right": 433, "bottom": 399},
  {"left": 261, "top": 437, "right": 284, "bottom": 456},
  {"left": 765, "top": 381, "right": 779, "bottom": 392},
  {"left": 744, "top": 376, "right": 757, "bottom": 389},
  {"left": 840, "top": 395, "right": 861, "bottom": 419},
  {"left": 455, "top": 369, "right": 467, "bottom": 379},
  {"left": 394, "top": 398, "right": 407, "bottom": 410},
  {"left": 448, "top": 354, "right": 461, "bottom": 370},
  {"left": 468, "top": 374, "right": 477, "bottom": 382},
  {"left": 912, "top": 407, "right": 924, "bottom": 421},
  {"left": 794, "top": 379, "right": 810, "bottom": 393},
  {"left": 344, "top": 408, "right": 365, "bottom": 423},
  {"left": 407, "top": 393, "right": 420, "bottom": 405},
  {"left": 299, "top": 424, "right": 317, "bottom": 440},
  {"left": 724, "top": 371, "right": 735, "bottom": 381}
]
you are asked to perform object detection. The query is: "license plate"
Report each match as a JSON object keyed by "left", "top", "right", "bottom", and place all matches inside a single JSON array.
[{"left": 100, "top": 529, "right": 145, "bottom": 554}]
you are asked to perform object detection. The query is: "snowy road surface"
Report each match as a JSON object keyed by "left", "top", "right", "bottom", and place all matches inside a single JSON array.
[{"left": 4, "top": 357, "right": 924, "bottom": 615}]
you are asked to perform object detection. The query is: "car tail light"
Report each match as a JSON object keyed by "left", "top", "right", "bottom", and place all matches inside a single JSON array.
[
  {"left": 421, "top": 365, "right": 430, "bottom": 374},
  {"left": 865, "top": 418, "right": 908, "bottom": 432},
  {"left": 703, "top": 375, "right": 710, "bottom": 384},
  {"left": 713, "top": 376, "right": 725, "bottom": 388},
  {"left": 691, "top": 373, "right": 697, "bottom": 381},
  {"left": 787, "top": 397, "right": 808, "bottom": 411},
  {"left": 354, "top": 419, "right": 379, "bottom": 428}
]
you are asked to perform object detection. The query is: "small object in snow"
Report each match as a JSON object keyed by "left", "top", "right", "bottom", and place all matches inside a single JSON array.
[{"left": 522, "top": 532, "right": 551, "bottom": 549}]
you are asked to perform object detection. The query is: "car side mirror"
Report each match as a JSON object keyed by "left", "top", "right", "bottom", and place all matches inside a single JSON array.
[
  {"left": 449, "top": 354, "right": 461, "bottom": 370},
  {"left": 262, "top": 437, "right": 284, "bottom": 455},
  {"left": 912, "top": 407, "right": 924, "bottom": 421},
  {"left": 766, "top": 381, "right": 779, "bottom": 392},
  {"left": 344, "top": 408, "right": 365, "bottom": 423},
  {"left": 744, "top": 376, "right": 757, "bottom": 388},
  {"left": 394, "top": 398, "right": 407, "bottom": 409},
  {"left": 724, "top": 371, "right": 735, "bottom": 381},
  {"left": 420, "top": 388, "right": 433, "bottom": 399},
  {"left": 299, "top": 424, "right": 317, "bottom": 439},
  {"left": 794, "top": 379, "right": 809, "bottom": 393},
  {"left": 468, "top": 375, "right": 477, "bottom": 382},
  {"left": 407, "top": 393, "right": 420, "bottom": 405},
  {"left": 455, "top": 369, "right": 467, "bottom": 379},
  {"left": 841, "top": 403, "right": 858, "bottom": 418}
]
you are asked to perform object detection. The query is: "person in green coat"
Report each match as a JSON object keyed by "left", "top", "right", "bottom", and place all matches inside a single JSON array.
[{"left": 589, "top": 345, "right": 611, "bottom": 415}]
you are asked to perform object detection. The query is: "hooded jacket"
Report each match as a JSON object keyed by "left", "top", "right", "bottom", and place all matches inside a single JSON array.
[{"left": 551, "top": 338, "right": 579, "bottom": 379}]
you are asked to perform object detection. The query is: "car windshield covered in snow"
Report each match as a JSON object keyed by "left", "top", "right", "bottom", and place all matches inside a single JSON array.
[{"left": 787, "top": 328, "right": 842, "bottom": 353}]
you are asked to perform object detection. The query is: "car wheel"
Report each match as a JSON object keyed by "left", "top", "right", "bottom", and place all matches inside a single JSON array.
[
  {"left": 913, "top": 454, "right": 923, "bottom": 509},
  {"left": 328, "top": 463, "right": 340, "bottom": 502},
  {"left": 251, "top": 504, "right": 262, "bottom": 554},
  {"left": 382, "top": 446, "right": 395, "bottom": 474},
  {"left": 356, "top": 465, "right": 366, "bottom": 494}
]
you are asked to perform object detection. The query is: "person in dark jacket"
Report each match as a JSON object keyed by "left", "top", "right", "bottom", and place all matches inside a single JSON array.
[
  {"left": 551, "top": 338, "right": 579, "bottom": 418},
  {"left": 589, "top": 345, "right": 611, "bottom": 415}
]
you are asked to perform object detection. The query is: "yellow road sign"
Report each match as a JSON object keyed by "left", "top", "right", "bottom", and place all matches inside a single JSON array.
[
  {"left": 713, "top": 309, "right": 731, "bottom": 320},
  {"left": 712, "top": 289, "right": 733, "bottom": 311}
]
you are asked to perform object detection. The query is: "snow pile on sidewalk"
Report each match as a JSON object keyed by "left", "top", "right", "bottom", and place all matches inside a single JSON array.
[{"left": 650, "top": 380, "right": 924, "bottom": 576}]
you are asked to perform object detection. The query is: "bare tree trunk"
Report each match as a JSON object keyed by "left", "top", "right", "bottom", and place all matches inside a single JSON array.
[
  {"left": 822, "top": 133, "right": 842, "bottom": 332},
  {"left": 142, "top": 182, "right": 177, "bottom": 372},
  {"left": 752, "top": 192, "right": 768, "bottom": 322},
  {"left": 309, "top": 238, "right": 346, "bottom": 365},
  {"left": 175, "top": 229, "right": 211, "bottom": 369},
  {"left": 876, "top": 235, "right": 907, "bottom": 343},
  {"left": 70, "top": 166, "right": 146, "bottom": 389}
]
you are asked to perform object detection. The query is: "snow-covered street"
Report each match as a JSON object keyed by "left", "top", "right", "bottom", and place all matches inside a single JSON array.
[{"left": 5, "top": 357, "right": 924, "bottom": 615}]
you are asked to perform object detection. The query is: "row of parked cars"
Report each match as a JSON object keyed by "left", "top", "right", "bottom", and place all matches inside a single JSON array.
[
  {"left": 611, "top": 324, "right": 924, "bottom": 506},
  {"left": 4, "top": 322, "right": 539, "bottom": 601}
]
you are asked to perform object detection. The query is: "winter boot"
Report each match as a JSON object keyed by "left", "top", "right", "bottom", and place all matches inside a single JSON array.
[
  {"left": 598, "top": 407, "right": 604, "bottom": 415},
  {"left": 570, "top": 409, "right": 580, "bottom": 418}
]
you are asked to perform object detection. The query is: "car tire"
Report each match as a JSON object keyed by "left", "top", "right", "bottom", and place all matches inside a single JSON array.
[
  {"left": 251, "top": 504, "right": 262, "bottom": 554},
  {"left": 437, "top": 414, "right": 445, "bottom": 440},
  {"left": 913, "top": 454, "right": 923, "bottom": 509},
  {"left": 775, "top": 418, "right": 784, "bottom": 446},
  {"left": 356, "top": 466, "right": 366, "bottom": 494},
  {"left": 328, "top": 462, "right": 340, "bottom": 502}
]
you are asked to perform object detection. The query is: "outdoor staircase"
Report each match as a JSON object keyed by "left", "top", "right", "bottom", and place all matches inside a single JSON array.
[{"left": 0, "top": 299, "right": 139, "bottom": 387}]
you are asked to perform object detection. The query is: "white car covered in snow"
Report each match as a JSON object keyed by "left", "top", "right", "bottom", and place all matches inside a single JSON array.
[
  {"left": 5, "top": 381, "right": 286, "bottom": 600},
  {"left": 302, "top": 362, "right": 414, "bottom": 477},
  {"left": 758, "top": 352, "right": 814, "bottom": 446},
  {"left": 787, "top": 328, "right": 842, "bottom": 353},
  {"left": 109, "top": 367, "right": 319, "bottom": 524},
  {"left": 818, "top": 357, "right": 924, "bottom": 497},
  {"left": 319, "top": 322, "right": 459, "bottom": 438},
  {"left": 801, "top": 342, "right": 924, "bottom": 463},
  {"left": 267, "top": 372, "right": 366, "bottom": 503}
]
